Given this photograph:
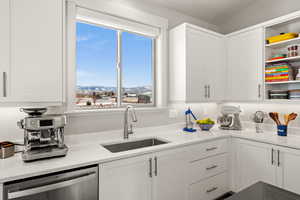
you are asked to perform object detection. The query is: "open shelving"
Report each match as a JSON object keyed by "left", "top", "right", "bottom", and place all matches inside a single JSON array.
[
  {"left": 265, "top": 80, "right": 300, "bottom": 85},
  {"left": 265, "top": 55, "right": 300, "bottom": 63},
  {"left": 264, "top": 17, "right": 300, "bottom": 101},
  {"left": 265, "top": 37, "right": 300, "bottom": 48}
]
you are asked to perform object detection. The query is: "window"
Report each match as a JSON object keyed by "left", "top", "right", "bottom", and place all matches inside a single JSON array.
[{"left": 76, "top": 22, "right": 154, "bottom": 109}]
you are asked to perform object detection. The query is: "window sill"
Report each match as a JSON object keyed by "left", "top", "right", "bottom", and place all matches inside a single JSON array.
[{"left": 65, "top": 106, "right": 169, "bottom": 117}]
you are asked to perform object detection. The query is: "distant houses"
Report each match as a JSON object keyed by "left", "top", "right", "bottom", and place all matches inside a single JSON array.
[{"left": 76, "top": 85, "right": 152, "bottom": 107}]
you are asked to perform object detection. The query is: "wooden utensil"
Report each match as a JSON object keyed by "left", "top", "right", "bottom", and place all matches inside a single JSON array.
[
  {"left": 274, "top": 112, "right": 281, "bottom": 125},
  {"left": 269, "top": 112, "right": 281, "bottom": 125},
  {"left": 286, "top": 113, "right": 297, "bottom": 125},
  {"left": 284, "top": 114, "right": 289, "bottom": 125}
]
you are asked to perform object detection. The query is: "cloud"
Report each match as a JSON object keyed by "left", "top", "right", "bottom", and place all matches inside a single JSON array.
[{"left": 77, "top": 35, "right": 90, "bottom": 42}]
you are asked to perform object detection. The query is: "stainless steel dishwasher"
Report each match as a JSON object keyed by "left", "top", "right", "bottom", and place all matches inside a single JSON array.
[{"left": 3, "top": 165, "right": 98, "bottom": 200}]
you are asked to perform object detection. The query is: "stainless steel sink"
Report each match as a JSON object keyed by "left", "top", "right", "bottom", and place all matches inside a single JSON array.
[{"left": 102, "top": 138, "right": 168, "bottom": 153}]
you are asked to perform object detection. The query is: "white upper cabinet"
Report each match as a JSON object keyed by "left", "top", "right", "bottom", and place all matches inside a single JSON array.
[
  {"left": 1, "top": 0, "right": 64, "bottom": 103},
  {"left": 169, "top": 23, "right": 225, "bottom": 103},
  {"left": 0, "top": 0, "right": 10, "bottom": 100},
  {"left": 226, "top": 27, "right": 264, "bottom": 101}
]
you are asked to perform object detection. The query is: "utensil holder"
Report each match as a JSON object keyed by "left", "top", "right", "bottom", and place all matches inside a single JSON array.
[
  {"left": 277, "top": 125, "right": 287, "bottom": 136},
  {"left": 0, "top": 142, "right": 15, "bottom": 159}
]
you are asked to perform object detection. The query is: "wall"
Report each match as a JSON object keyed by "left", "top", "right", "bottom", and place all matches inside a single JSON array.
[
  {"left": 0, "top": 103, "right": 219, "bottom": 141},
  {"left": 220, "top": 0, "right": 300, "bottom": 34},
  {"left": 106, "top": 0, "right": 220, "bottom": 32}
]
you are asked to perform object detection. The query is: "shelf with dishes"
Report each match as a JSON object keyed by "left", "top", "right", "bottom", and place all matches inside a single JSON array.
[
  {"left": 265, "top": 62, "right": 300, "bottom": 100},
  {"left": 265, "top": 80, "right": 300, "bottom": 85},
  {"left": 264, "top": 17, "right": 300, "bottom": 101},
  {"left": 265, "top": 55, "right": 300, "bottom": 63}
]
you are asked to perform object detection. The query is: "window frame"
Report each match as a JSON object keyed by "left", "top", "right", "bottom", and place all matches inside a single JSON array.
[
  {"left": 66, "top": 2, "right": 168, "bottom": 113},
  {"left": 75, "top": 20, "right": 156, "bottom": 109}
]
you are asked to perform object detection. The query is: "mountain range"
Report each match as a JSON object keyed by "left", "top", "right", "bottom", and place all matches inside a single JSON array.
[{"left": 77, "top": 86, "right": 152, "bottom": 94}]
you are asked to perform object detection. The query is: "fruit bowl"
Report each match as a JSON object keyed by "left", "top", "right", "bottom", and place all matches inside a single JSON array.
[
  {"left": 198, "top": 124, "right": 214, "bottom": 131},
  {"left": 196, "top": 118, "right": 215, "bottom": 131}
]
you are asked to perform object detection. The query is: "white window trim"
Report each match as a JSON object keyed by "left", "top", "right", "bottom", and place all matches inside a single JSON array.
[{"left": 66, "top": 1, "right": 168, "bottom": 113}]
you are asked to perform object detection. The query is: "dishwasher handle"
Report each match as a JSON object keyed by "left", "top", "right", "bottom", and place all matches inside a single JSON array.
[{"left": 8, "top": 172, "right": 96, "bottom": 199}]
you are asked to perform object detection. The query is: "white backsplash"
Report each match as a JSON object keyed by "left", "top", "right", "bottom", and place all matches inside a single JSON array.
[{"left": 1, "top": 102, "right": 300, "bottom": 141}]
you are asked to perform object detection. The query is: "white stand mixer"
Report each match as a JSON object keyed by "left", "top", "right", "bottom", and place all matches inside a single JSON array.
[{"left": 217, "top": 106, "right": 242, "bottom": 130}]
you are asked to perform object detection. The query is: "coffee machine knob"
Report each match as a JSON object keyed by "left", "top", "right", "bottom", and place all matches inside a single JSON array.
[{"left": 17, "top": 120, "right": 24, "bottom": 129}]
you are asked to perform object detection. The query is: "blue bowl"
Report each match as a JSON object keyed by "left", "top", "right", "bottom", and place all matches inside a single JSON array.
[{"left": 198, "top": 124, "right": 214, "bottom": 131}]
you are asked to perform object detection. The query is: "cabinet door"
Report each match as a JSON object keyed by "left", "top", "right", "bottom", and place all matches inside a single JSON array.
[
  {"left": 99, "top": 155, "right": 152, "bottom": 200},
  {"left": 206, "top": 34, "right": 225, "bottom": 101},
  {"left": 235, "top": 139, "right": 276, "bottom": 191},
  {"left": 226, "top": 28, "right": 263, "bottom": 101},
  {"left": 10, "top": 0, "right": 63, "bottom": 102},
  {"left": 277, "top": 147, "right": 300, "bottom": 194},
  {"left": 186, "top": 28, "right": 209, "bottom": 102},
  {"left": 153, "top": 148, "right": 188, "bottom": 200},
  {"left": 0, "top": 0, "right": 10, "bottom": 101},
  {"left": 186, "top": 27, "right": 225, "bottom": 102}
]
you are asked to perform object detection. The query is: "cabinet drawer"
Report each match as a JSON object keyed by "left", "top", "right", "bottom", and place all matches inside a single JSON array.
[
  {"left": 189, "top": 153, "right": 228, "bottom": 184},
  {"left": 188, "top": 139, "right": 228, "bottom": 162},
  {"left": 189, "top": 173, "right": 229, "bottom": 200}
]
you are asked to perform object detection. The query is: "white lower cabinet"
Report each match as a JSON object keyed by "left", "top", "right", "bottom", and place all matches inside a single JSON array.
[
  {"left": 276, "top": 146, "right": 300, "bottom": 194},
  {"left": 189, "top": 154, "right": 228, "bottom": 184},
  {"left": 99, "top": 148, "right": 188, "bottom": 200},
  {"left": 189, "top": 173, "right": 228, "bottom": 200},
  {"left": 99, "top": 155, "right": 152, "bottom": 200},
  {"left": 233, "top": 138, "right": 300, "bottom": 195},
  {"left": 153, "top": 149, "right": 188, "bottom": 200},
  {"left": 187, "top": 139, "right": 229, "bottom": 200},
  {"left": 99, "top": 139, "right": 229, "bottom": 200},
  {"left": 235, "top": 139, "right": 277, "bottom": 191}
]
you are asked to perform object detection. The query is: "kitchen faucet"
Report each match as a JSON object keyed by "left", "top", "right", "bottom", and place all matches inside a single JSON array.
[{"left": 124, "top": 105, "right": 138, "bottom": 139}]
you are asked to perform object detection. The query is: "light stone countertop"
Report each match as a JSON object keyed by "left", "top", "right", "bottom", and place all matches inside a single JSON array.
[{"left": 1, "top": 123, "right": 300, "bottom": 183}]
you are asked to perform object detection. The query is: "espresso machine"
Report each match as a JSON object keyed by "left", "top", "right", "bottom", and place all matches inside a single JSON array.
[
  {"left": 17, "top": 108, "right": 68, "bottom": 161},
  {"left": 217, "top": 106, "right": 242, "bottom": 130}
]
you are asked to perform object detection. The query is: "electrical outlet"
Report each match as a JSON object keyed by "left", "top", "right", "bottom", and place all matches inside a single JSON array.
[{"left": 169, "top": 109, "right": 178, "bottom": 118}]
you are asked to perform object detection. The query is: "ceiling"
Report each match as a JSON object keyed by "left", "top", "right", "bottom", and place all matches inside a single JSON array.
[{"left": 111, "top": 0, "right": 258, "bottom": 26}]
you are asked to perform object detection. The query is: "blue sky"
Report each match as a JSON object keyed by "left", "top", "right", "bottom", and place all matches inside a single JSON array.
[{"left": 76, "top": 22, "right": 153, "bottom": 88}]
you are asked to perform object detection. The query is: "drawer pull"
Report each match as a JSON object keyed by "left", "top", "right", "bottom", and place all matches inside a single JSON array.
[
  {"left": 206, "top": 187, "right": 218, "bottom": 193},
  {"left": 206, "top": 165, "right": 218, "bottom": 170},
  {"left": 206, "top": 147, "right": 217, "bottom": 151}
]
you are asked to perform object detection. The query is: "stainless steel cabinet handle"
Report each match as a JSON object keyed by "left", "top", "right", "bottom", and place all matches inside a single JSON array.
[
  {"left": 149, "top": 158, "right": 152, "bottom": 178},
  {"left": 208, "top": 85, "right": 210, "bottom": 98},
  {"left": 154, "top": 157, "right": 158, "bottom": 176},
  {"left": 206, "top": 165, "right": 218, "bottom": 170},
  {"left": 277, "top": 150, "right": 280, "bottom": 167},
  {"left": 258, "top": 84, "right": 261, "bottom": 98},
  {"left": 206, "top": 187, "right": 218, "bottom": 193},
  {"left": 206, "top": 147, "right": 217, "bottom": 151},
  {"left": 204, "top": 85, "right": 207, "bottom": 98},
  {"left": 3, "top": 72, "right": 7, "bottom": 97},
  {"left": 271, "top": 148, "right": 274, "bottom": 165},
  {"left": 8, "top": 173, "right": 96, "bottom": 199}
]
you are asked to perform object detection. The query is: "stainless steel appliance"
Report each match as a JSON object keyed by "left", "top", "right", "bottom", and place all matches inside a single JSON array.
[
  {"left": 252, "top": 111, "right": 267, "bottom": 133},
  {"left": 3, "top": 165, "right": 98, "bottom": 200},
  {"left": 17, "top": 108, "right": 68, "bottom": 161},
  {"left": 217, "top": 106, "right": 242, "bottom": 130}
]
